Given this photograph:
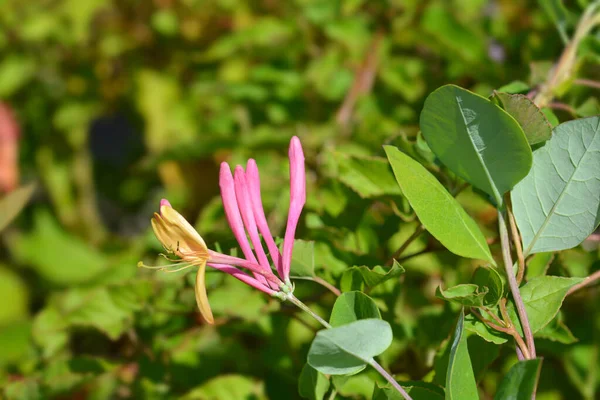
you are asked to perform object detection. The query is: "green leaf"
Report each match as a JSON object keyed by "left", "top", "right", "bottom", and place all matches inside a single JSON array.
[
  {"left": 340, "top": 261, "right": 405, "bottom": 292},
  {"left": 0, "top": 183, "right": 35, "bottom": 232},
  {"left": 4, "top": 379, "right": 41, "bottom": 400},
  {"left": 182, "top": 374, "right": 264, "bottom": 399},
  {"left": 298, "top": 364, "right": 330, "bottom": 400},
  {"left": 511, "top": 116, "right": 600, "bottom": 256},
  {"left": 493, "top": 92, "right": 552, "bottom": 145},
  {"left": 12, "top": 211, "right": 108, "bottom": 285},
  {"left": 0, "top": 266, "right": 29, "bottom": 325},
  {"left": 0, "top": 321, "right": 32, "bottom": 367},
  {"left": 446, "top": 309, "right": 478, "bottom": 400},
  {"left": 464, "top": 313, "right": 509, "bottom": 345},
  {"left": 436, "top": 284, "right": 488, "bottom": 307},
  {"left": 493, "top": 359, "right": 542, "bottom": 400},
  {"left": 289, "top": 240, "right": 316, "bottom": 277},
  {"left": 373, "top": 382, "right": 445, "bottom": 400},
  {"left": 333, "top": 152, "right": 402, "bottom": 198},
  {"left": 384, "top": 146, "right": 494, "bottom": 263},
  {"left": 507, "top": 276, "right": 583, "bottom": 335},
  {"left": 420, "top": 84, "right": 531, "bottom": 206},
  {"left": 307, "top": 319, "right": 393, "bottom": 375},
  {"left": 0, "top": 55, "right": 36, "bottom": 97},
  {"left": 329, "top": 292, "right": 381, "bottom": 327},
  {"left": 471, "top": 266, "right": 505, "bottom": 307},
  {"left": 497, "top": 81, "right": 530, "bottom": 94}
]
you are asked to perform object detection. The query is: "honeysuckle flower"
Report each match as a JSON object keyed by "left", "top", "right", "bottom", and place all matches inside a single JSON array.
[{"left": 139, "top": 136, "right": 306, "bottom": 324}]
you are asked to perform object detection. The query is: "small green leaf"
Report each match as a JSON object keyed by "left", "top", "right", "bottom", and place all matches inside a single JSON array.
[
  {"left": 512, "top": 116, "right": 600, "bottom": 256},
  {"left": 471, "top": 266, "right": 505, "bottom": 307},
  {"left": 340, "top": 261, "right": 405, "bottom": 292},
  {"left": 507, "top": 276, "right": 583, "bottom": 335},
  {"left": 0, "top": 183, "right": 35, "bottom": 232},
  {"left": 420, "top": 84, "right": 531, "bottom": 206},
  {"left": 333, "top": 153, "right": 402, "bottom": 198},
  {"left": 436, "top": 284, "right": 488, "bottom": 307},
  {"left": 493, "top": 359, "right": 542, "bottom": 400},
  {"left": 497, "top": 81, "right": 530, "bottom": 94},
  {"left": 373, "top": 382, "right": 444, "bottom": 400},
  {"left": 182, "top": 374, "right": 264, "bottom": 399},
  {"left": 446, "top": 309, "right": 478, "bottom": 400},
  {"left": 464, "top": 313, "right": 509, "bottom": 345},
  {"left": 330, "top": 291, "right": 381, "bottom": 327},
  {"left": 289, "top": 240, "right": 315, "bottom": 277},
  {"left": 384, "top": 145, "right": 494, "bottom": 264},
  {"left": 307, "top": 319, "right": 393, "bottom": 375},
  {"left": 298, "top": 364, "right": 330, "bottom": 400},
  {"left": 493, "top": 92, "right": 552, "bottom": 145}
]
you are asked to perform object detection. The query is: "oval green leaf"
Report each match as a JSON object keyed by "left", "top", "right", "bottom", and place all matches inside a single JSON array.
[
  {"left": 511, "top": 116, "right": 600, "bottom": 256},
  {"left": 493, "top": 92, "right": 552, "bottom": 145},
  {"left": 446, "top": 309, "right": 478, "bottom": 400},
  {"left": 494, "top": 359, "right": 542, "bottom": 400},
  {"left": 384, "top": 146, "right": 494, "bottom": 264},
  {"left": 330, "top": 291, "right": 381, "bottom": 327},
  {"left": 307, "top": 319, "right": 393, "bottom": 375},
  {"left": 420, "top": 84, "right": 532, "bottom": 206}
]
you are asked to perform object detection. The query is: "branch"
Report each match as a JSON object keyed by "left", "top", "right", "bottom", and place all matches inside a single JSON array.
[
  {"left": 566, "top": 270, "right": 600, "bottom": 296},
  {"left": 498, "top": 209, "right": 537, "bottom": 359}
]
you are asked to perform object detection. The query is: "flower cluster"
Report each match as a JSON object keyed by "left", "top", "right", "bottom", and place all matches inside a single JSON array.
[{"left": 139, "top": 136, "right": 306, "bottom": 324}]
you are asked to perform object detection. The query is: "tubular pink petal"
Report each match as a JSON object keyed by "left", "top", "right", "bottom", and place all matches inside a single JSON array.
[
  {"left": 233, "top": 166, "right": 278, "bottom": 290},
  {"left": 281, "top": 136, "right": 306, "bottom": 281},
  {"left": 219, "top": 163, "right": 268, "bottom": 286},
  {"left": 208, "top": 250, "right": 283, "bottom": 287},
  {"left": 246, "top": 159, "right": 283, "bottom": 277},
  {"left": 208, "top": 263, "right": 277, "bottom": 295}
]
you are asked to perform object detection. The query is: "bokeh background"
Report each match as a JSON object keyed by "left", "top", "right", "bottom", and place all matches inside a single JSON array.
[{"left": 1, "top": 0, "right": 599, "bottom": 399}]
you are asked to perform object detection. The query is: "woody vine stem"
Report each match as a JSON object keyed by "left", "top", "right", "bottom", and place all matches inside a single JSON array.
[{"left": 286, "top": 295, "right": 414, "bottom": 400}]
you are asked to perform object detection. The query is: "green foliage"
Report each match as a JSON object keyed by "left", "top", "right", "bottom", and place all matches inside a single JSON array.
[
  {"left": 385, "top": 145, "right": 494, "bottom": 264},
  {"left": 307, "top": 319, "right": 393, "bottom": 375},
  {"left": 329, "top": 291, "right": 381, "bottom": 327},
  {"left": 494, "top": 359, "right": 543, "bottom": 400},
  {"left": 420, "top": 85, "right": 532, "bottom": 206},
  {"left": 0, "top": 1, "right": 599, "bottom": 399},
  {"left": 445, "top": 310, "right": 478, "bottom": 400},
  {"left": 511, "top": 116, "right": 600, "bottom": 256}
]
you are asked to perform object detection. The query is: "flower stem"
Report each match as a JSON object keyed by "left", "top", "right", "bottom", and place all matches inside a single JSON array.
[
  {"left": 287, "top": 295, "right": 413, "bottom": 400},
  {"left": 287, "top": 294, "right": 331, "bottom": 328}
]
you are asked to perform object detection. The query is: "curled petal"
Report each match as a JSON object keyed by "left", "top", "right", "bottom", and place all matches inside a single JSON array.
[
  {"left": 195, "top": 261, "right": 214, "bottom": 324},
  {"left": 152, "top": 203, "right": 208, "bottom": 260},
  {"left": 246, "top": 159, "right": 282, "bottom": 277},
  {"left": 282, "top": 136, "right": 306, "bottom": 282}
]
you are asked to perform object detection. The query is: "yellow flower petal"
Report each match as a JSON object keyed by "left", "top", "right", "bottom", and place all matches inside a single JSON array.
[
  {"left": 195, "top": 261, "right": 214, "bottom": 324},
  {"left": 160, "top": 205, "right": 209, "bottom": 255}
]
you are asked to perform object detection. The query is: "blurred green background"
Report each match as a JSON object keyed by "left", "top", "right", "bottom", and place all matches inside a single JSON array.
[{"left": 1, "top": 0, "right": 599, "bottom": 399}]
